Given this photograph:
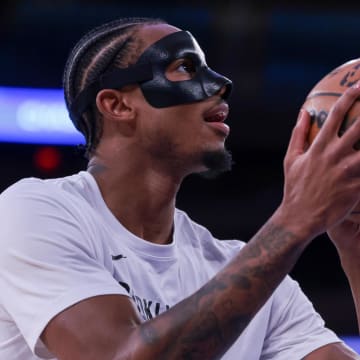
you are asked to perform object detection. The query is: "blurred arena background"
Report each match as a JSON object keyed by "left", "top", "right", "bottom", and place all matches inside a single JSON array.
[{"left": 1, "top": 0, "right": 360, "bottom": 343}]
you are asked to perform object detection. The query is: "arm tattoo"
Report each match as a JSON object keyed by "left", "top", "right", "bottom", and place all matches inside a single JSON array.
[{"left": 136, "top": 220, "right": 304, "bottom": 359}]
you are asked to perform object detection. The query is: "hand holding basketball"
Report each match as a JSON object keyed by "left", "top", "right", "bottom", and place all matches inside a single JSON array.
[
  {"left": 280, "top": 82, "right": 360, "bottom": 238},
  {"left": 300, "top": 59, "right": 360, "bottom": 224}
]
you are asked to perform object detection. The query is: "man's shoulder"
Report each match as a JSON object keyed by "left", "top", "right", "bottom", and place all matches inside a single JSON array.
[
  {"left": 0, "top": 172, "right": 99, "bottom": 250},
  {"left": 0, "top": 172, "right": 92, "bottom": 220},
  {"left": 0, "top": 172, "right": 85, "bottom": 202},
  {"left": 0, "top": 177, "right": 55, "bottom": 206}
]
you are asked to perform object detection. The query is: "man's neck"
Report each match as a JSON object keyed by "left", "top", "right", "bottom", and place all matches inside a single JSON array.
[{"left": 87, "top": 157, "right": 181, "bottom": 245}]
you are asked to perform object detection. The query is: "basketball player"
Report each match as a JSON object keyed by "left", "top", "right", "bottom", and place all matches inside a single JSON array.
[{"left": 1, "top": 17, "right": 360, "bottom": 359}]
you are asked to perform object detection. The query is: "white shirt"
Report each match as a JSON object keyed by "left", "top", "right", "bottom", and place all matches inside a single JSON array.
[{"left": 0, "top": 171, "right": 342, "bottom": 359}]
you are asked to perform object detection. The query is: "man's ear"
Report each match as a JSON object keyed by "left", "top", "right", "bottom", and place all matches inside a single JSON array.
[{"left": 95, "top": 89, "right": 136, "bottom": 121}]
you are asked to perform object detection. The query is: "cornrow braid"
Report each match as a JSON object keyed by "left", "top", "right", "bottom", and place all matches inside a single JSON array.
[{"left": 63, "top": 17, "right": 166, "bottom": 158}]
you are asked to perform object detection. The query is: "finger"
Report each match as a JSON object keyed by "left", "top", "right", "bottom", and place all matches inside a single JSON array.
[
  {"left": 342, "top": 150, "right": 360, "bottom": 177},
  {"left": 339, "top": 115, "right": 360, "bottom": 151},
  {"left": 316, "top": 82, "right": 360, "bottom": 145},
  {"left": 286, "top": 109, "right": 311, "bottom": 159}
]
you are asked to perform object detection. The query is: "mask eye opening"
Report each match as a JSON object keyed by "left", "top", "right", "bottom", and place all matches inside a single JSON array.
[{"left": 165, "top": 56, "right": 199, "bottom": 82}]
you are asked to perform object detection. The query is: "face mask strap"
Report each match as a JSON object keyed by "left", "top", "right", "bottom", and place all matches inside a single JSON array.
[{"left": 69, "top": 62, "right": 153, "bottom": 130}]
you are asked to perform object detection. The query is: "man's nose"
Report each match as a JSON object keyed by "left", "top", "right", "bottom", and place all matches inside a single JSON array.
[
  {"left": 218, "top": 83, "right": 232, "bottom": 100},
  {"left": 218, "top": 85, "right": 226, "bottom": 97}
]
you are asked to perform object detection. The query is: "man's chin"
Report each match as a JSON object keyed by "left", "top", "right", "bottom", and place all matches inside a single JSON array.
[{"left": 198, "top": 149, "right": 233, "bottom": 179}]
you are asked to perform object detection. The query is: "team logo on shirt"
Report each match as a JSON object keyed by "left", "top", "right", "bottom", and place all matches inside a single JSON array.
[
  {"left": 117, "top": 279, "right": 170, "bottom": 321},
  {"left": 132, "top": 294, "right": 171, "bottom": 321},
  {"left": 112, "top": 253, "right": 171, "bottom": 320}
]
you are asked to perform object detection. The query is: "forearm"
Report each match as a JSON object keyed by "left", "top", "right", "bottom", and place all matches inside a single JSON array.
[{"left": 126, "top": 209, "right": 311, "bottom": 359}]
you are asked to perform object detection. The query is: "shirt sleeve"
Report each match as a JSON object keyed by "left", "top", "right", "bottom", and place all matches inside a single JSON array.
[
  {"left": 260, "top": 276, "right": 344, "bottom": 359},
  {"left": 0, "top": 180, "right": 129, "bottom": 358}
]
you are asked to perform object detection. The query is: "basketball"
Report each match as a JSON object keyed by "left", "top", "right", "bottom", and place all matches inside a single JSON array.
[
  {"left": 302, "top": 58, "right": 360, "bottom": 148},
  {"left": 301, "top": 58, "right": 360, "bottom": 224}
]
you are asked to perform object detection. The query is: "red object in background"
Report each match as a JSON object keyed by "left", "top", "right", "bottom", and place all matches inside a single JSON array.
[{"left": 33, "top": 147, "right": 62, "bottom": 172}]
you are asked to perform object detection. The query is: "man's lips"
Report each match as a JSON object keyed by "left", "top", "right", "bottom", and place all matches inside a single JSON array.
[
  {"left": 203, "top": 102, "right": 229, "bottom": 122},
  {"left": 203, "top": 102, "right": 230, "bottom": 136}
]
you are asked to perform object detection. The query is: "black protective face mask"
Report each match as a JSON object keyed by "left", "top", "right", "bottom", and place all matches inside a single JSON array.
[{"left": 70, "top": 31, "right": 232, "bottom": 131}]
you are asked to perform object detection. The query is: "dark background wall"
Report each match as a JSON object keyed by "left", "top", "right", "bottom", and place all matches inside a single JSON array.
[{"left": 1, "top": 0, "right": 360, "bottom": 335}]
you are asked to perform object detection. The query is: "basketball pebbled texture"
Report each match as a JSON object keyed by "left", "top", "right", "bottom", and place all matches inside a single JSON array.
[{"left": 302, "top": 58, "right": 360, "bottom": 149}]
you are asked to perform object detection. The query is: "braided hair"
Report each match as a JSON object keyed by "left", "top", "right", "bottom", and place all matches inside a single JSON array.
[{"left": 63, "top": 17, "right": 166, "bottom": 158}]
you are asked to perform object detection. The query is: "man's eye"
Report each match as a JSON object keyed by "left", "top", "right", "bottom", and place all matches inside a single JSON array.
[{"left": 178, "top": 59, "right": 196, "bottom": 74}]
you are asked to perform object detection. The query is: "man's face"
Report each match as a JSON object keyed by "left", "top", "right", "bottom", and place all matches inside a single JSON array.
[
  {"left": 135, "top": 27, "right": 232, "bottom": 108},
  {"left": 132, "top": 24, "right": 232, "bottom": 177}
]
